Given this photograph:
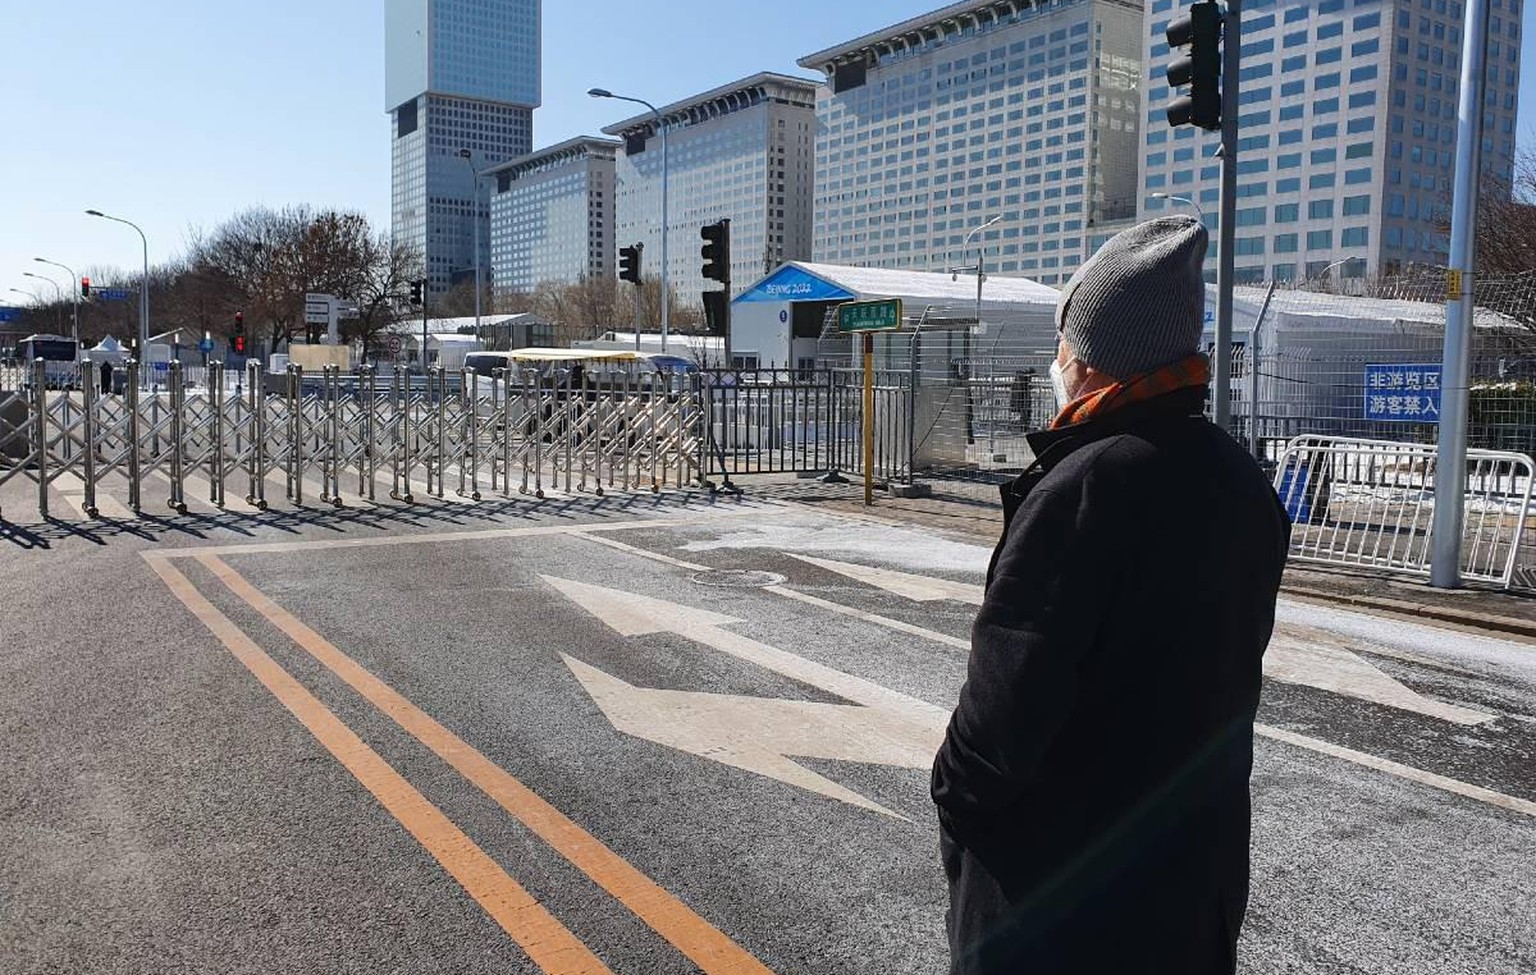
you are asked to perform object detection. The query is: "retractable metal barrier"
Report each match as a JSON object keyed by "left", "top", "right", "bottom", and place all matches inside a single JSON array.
[
  {"left": 1274, "top": 435, "right": 1535, "bottom": 588},
  {"left": 0, "top": 360, "right": 709, "bottom": 521}
]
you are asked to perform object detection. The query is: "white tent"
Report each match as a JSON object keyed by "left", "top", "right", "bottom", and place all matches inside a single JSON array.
[{"left": 82, "top": 335, "right": 128, "bottom": 364}]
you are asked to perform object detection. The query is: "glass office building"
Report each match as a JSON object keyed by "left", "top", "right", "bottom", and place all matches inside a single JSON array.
[
  {"left": 487, "top": 137, "right": 619, "bottom": 298},
  {"left": 800, "top": 0, "right": 1145, "bottom": 287},
  {"left": 1138, "top": 0, "right": 1521, "bottom": 284},
  {"left": 386, "top": 0, "right": 541, "bottom": 295},
  {"left": 602, "top": 72, "right": 819, "bottom": 304}
]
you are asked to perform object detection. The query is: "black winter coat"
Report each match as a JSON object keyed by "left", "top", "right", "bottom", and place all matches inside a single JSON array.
[{"left": 931, "top": 386, "right": 1290, "bottom": 975}]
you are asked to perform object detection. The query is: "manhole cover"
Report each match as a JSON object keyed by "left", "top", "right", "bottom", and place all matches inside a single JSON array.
[{"left": 689, "top": 569, "right": 786, "bottom": 589}]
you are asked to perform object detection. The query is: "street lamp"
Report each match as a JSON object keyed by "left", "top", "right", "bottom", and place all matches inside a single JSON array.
[
  {"left": 86, "top": 209, "right": 150, "bottom": 381},
  {"left": 1150, "top": 192, "right": 1206, "bottom": 221},
  {"left": 21, "top": 272, "right": 64, "bottom": 332},
  {"left": 34, "top": 257, "right": 80, "bottom": 355},
  {"left": 590, "top": 86, "right": 670, "bottom": 352},
  {"left": 1312, "top": 256, "right": 1365, "bottom": 292},
  {"left": 950, "top": 214, "right": 1002, "bottom": 328},
  {"left": 456, "top": 148, "right": 483, "bottom": 336}
]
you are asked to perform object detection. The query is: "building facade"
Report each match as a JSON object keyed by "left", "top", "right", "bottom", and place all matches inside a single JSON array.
[
  {"left": 602, "top": 72, "right": 819, "bottom": 305},
  {"left": 1138, "top": 0, "right": 1521, "bottom": 285},
  {"left": 799, "top": 0, "right": 1146, "bottom": 288},
  {"left": 386, "top": 0, "right": 541, "bottom": 295},
  {"left": 486, "top": 137, "right": 619, "bottom": 298}
]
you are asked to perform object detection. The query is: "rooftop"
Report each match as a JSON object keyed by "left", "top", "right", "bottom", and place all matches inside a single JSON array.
[
  {"left": 740, "top": 261, "right": 1061, "bottom": 309},
  {"left": 483, "top": 136, "right": 621, "bottom": 182},
  {"left": 600, "top": 71, "right": 821, "bottom": 137}
]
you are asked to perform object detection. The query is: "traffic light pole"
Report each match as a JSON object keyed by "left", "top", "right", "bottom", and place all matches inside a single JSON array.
[{"left": 1212, "top": 0, "right": 1240, "bottom": 431}]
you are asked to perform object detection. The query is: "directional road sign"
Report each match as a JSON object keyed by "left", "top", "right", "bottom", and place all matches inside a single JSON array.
[
  {"left": 304, "top": 293, "right": 332, "bottom": 326},
  {"left": 837, "top": 298, "right": 903, "bottom": 333},
  {"left": 96, "top": 288, "right": 131, "bottom": 301},
  {"left": 198, "top": 338, "right": 215, "bottom": 354},
  {"left": 0, "top": 307, "right": 20, "bottom": 323}
]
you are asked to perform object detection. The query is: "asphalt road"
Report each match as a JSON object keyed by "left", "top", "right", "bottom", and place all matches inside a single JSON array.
[{"left": 1, "top": 479, "right": 1533, "bottom": 974}]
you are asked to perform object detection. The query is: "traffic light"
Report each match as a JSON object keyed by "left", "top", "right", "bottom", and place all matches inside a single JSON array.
[
  {"left": 232, "top": 310, "right": 245, "bottom": 355},
  {"left": 700, "top": 220, "right": 730, "bottom": 284},
  {"left": 618, "top": 244, "right": 642, "bottom": 285},
  {"left": 233, "top": 335, "right": 247, "bottom": 356},
  {"left": 81, "top": 276, "right": 90, "bottom": 298},
  {"left": 1166, "top": 1, "right": 1223, "bottom": 131},
  {"left": 409, "top": 279, "right": 425, "bottom": 305}
]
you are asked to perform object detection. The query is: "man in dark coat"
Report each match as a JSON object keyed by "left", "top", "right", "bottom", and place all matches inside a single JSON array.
[{"left": 932, "top": 216, "right": 1290, "bottom": 975}]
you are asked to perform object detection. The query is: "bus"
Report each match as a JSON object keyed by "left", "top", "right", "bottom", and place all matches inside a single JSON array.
[{"left": 15, "top": 334, "right": 80, "bottom": 388}]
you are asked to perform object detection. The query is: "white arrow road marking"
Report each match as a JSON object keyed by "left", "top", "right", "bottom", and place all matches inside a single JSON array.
[
  {"left": 542, "top": 576, "right": 950, "bottom": 815},
  {"left": 787, "top": 553, "right": 984, "bottom": 605},
  {"left": 1266, "top": 625, "right": 1494, "bottom": 726},
  {"left": 561, "top": 656, "right": 943, "bottom": 818},
  {"left": 779, "top": 556, "right": 1495, "bottom": 727}
]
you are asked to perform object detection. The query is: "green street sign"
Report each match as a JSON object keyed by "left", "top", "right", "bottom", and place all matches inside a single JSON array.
[{"left": 837, "top": 298, "right": 903, "bottom": 333}]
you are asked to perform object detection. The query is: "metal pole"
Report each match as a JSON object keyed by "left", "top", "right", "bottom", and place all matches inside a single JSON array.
[
  {"left": 659, "top": 109, "right": 670, "bottom": 354},
  {"left": 1212, "top": 0, "right": 1241, "bottom": 431},
  {"left": 863, "top": 333, "right": 875, "bottom": 506},
  {"left": 1247, "top": 280, "right": 1276, "bottom": 461},
  {"left": 1431, "top": 0, "right": 1492, "bottom": 589}
]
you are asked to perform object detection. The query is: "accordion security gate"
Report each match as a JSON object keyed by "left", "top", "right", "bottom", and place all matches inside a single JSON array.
[{"left": 0, "top": 360, "right": 707, "bottom": 521}]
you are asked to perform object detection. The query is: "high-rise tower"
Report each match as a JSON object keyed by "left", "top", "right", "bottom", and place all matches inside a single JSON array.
[{"left": 386, "top": 0, "right": 541, "bottom": 295}]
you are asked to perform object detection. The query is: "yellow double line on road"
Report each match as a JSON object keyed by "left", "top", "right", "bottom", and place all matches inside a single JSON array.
[{"left": 146, "top": 551, "right": 774, "bottom": 975}]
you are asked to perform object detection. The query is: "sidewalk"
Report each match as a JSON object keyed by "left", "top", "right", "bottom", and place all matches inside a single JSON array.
[{"left": 745, "top": 476, "right": 1536, "bottom": 640}]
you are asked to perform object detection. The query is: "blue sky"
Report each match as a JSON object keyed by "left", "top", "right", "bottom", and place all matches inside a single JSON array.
[{"left": 3, "top": 0, "right": 1533, "bottom": 300}]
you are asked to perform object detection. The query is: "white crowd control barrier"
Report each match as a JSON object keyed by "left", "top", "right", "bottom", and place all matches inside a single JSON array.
[
  {"left": 0, "top": 359, "right": 707, "bottom": 520},
  {"left": 1273, "top": 435, "right": 1535, "bottom": 588}
]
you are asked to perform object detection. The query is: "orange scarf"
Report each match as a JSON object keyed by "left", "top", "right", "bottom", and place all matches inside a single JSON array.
[{"left": 1051, "top": 354, "right": 1211, "bottom": 430}]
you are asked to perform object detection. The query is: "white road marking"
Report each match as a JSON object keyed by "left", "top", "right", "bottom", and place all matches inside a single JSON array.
[
  {"left": 787, "top": 553, "right": 983, "bottom": 605},
  {"left": 543, "top": 576, "right": 951, "bottom": 814},
  {"left": 50, "top": 472, "right": 135, "bottom": 521},
  {"left": 1256, "top": 724, "right": 1536, "bottom": 819},
  {"left": 573, "top": 531, "right": 709, "bottom": 570},
  {"left": 771, "top": 555, "right": 1496, "bottom": 727},
  {"left": 561, "top": 656, "right": 942, "bottom": 818},
  {"left": 573, "top": 533, "right": 973, "bottom": 651},
  {"left": 1266, "top": 630, "right": 1494, "bottom": 726},
  {"left": 763, "top": 585, "right": 970, "bottom": 651}
]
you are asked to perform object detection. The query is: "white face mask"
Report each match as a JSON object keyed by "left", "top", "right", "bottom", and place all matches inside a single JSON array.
[{"left": 1049, "top": 358, "right": 1074, "bottom": 411}]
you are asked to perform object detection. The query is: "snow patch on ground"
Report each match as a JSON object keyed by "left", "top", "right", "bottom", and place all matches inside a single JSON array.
[{"left": 1276, "top": 598, "right": 1536, "bottom": 687}]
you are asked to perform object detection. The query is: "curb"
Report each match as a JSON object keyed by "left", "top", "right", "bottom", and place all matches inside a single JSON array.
[{"left": 1280, "top": 584, "right": 1536, "bottom": 641}]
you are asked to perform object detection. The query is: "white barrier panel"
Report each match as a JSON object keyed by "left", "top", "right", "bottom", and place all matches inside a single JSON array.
[{"left": 1273, "top": 434, "right": 1535, "bottom": 588}]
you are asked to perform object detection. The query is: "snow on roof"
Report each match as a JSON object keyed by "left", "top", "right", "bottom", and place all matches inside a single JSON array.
[
  {"left": 1227, "top": 286, "right": 1520, "bottom": 331},
  {"left": 790, "top": 262, "right": 1060, "bottom": 307},
  {"left": 423, "top": 314, "right": 542, "bottom": 335}
]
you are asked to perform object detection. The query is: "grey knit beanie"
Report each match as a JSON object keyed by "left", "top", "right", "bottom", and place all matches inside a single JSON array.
[{"left": 1056, "top": 216, "right": 1209, "bottom": 379}]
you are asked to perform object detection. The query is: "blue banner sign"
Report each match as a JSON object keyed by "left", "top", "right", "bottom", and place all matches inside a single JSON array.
[{"left": 1364, "top": 363, "right": 1442, "bottom": 423}]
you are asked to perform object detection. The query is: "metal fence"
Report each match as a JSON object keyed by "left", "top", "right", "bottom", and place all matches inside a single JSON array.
[
  {"left": 700, "top": 368, "right": 910, "bottom": 485},
  {"left": 1274, "top": 435, "right": 1534, "bottom": 588},
  {"left": 0, "top": 359, "right": 705, "bottom": 520}
]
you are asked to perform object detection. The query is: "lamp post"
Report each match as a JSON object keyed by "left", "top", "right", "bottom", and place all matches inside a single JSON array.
[
  {"left": 1150, "top": 192, "right": 1206, "bottom": 221},
  {"left": 1312, "top": 256, "right": 1365, "bottom": 293},
  {"left": 86, "top": 209, "right": 150, "bottom": 383},
  {"left": 21, "top": 272, "right": 64, "bottom": 333},
  {"left": 34, "top": 258, "right": 81, "bottom": 356},
  {"left": 456, "top": 148, "right": 483, "bottom": 337},
  {"left": 590, "top": 87, "right": 670, "bottom": 352}
]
